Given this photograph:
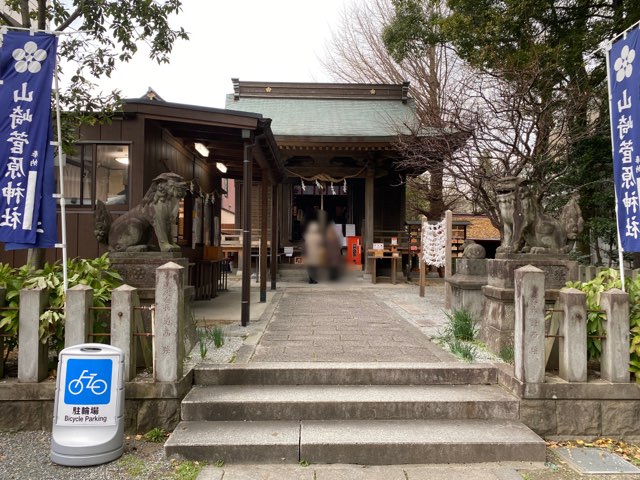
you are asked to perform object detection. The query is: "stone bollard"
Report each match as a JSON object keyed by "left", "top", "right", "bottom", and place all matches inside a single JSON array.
[
  {"left": 111, "top": 284, "right": 138, "bottom": 382},
  {"left": 65, "top": 284, "right": 94, "bottom": 348},
  {"left": 154, "top": 262, "right": 184, "bottom": 382},
  {"left": 514, "top": 265, "right": 546, "bottom": 384},
  {"left": 18, "top": 287, "right": 48, "bottom": 382},
  {"left": 600, "top": 289, "right": 630, "bottom": 383},
  {"left": 558, "top": 288, "right": 587, "bottom": 382}
]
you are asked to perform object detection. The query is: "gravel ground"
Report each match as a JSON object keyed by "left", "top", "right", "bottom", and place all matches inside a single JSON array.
[{"left": 0, "top": 431, "right": 173, "bottom": 480}]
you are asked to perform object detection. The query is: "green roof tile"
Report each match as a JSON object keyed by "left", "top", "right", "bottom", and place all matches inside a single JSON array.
[{"left": 225, "top": 94, "right": 419, "bottom": 138}]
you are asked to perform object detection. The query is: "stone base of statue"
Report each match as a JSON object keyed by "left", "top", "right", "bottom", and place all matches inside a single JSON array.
[
  {"left": 480, "top": 254, "right": 578, "bottom": 354},
  {"left": 447, "top": 258, "right": 488, "bottom": 322},
  {"left": 108, "top": 252, "right": 197, "bottom": 366}
]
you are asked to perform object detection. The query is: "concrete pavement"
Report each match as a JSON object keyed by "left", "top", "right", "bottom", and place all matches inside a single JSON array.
[{"left": 197, "top": 462, "right": 537, "bottom": 479}]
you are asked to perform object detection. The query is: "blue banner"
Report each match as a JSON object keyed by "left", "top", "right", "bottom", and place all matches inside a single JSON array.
[
  {"left": 609, "top": 27, "right": 640, "bottom": 252},
  {"left": 0, "top": 31, "right": 57, "bottom": 247}
]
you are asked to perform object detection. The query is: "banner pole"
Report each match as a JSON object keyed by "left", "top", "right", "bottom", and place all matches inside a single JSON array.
[
  {"left": 604, "top": 40, "right": 626, "bottom": 292},
  {"left": 53, "top": 58, "right": 68, "bottom": 292}
]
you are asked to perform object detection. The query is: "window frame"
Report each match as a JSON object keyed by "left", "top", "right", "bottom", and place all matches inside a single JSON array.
[{"left": 59, "top": 141, "right": 132, "bottom": 211}]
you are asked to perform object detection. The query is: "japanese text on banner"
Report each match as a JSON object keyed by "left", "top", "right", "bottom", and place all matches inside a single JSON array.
[
  {"left": 0, "top": 31, "right": 57, "bottom": 245},
  {"left": 609, "top": 28, "right": 640, "bottom": 251}
]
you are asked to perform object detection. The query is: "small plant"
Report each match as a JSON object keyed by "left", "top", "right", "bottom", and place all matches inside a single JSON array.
[
  {"left": 172, "top": 460, "right": 203, "bottom": 480},
  {"left": 499, "top": 345, "right": 514, "bottom": 364},
  {"left": 214, "top": 459, "right": 225, "bottom": 467},
  {"left": 299, "top": 459, "right": 310, "bottom": 467},
  {"left": 448, "top": 338, "right": 477, "bottom": 362},
  {"left": 197, "top": 327, "right": 210, "bottom": 359},
  {"left": 144, "top": 426, "right": 167, "bottom": 443},
  {"left": 212, "top": 326, "right": 225, "bottom": 348},
  {"left": 443, "top": 309, "right": 477, "bottom": 341}
]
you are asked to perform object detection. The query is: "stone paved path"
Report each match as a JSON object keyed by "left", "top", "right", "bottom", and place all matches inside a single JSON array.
[{"left": 250, "top": 281, "right": 454, "bottom": 363}]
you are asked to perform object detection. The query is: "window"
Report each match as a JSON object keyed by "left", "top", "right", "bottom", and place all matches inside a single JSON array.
[
  {"left": 96, "top": 145, "right": 129, "bottom": 205},
  {"left": 56, "top": 143, "right": 129, "bottom": 207}
]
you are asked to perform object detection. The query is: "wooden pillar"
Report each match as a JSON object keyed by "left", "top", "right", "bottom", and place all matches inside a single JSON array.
[
  {"left": 271, "top": 183, "right": 279, "bottom": 290},
  {"left": 241, "top": 136, "right": 253, "bottom": 327},
  {"left": 444, "top": 210, "right": 453, "bottom": 309},
  {"left": 260, "top": 175, "right": 268, "bottom": 302},
  {"left": 364, "top": 168, "right": 374, "bottom": 274}
]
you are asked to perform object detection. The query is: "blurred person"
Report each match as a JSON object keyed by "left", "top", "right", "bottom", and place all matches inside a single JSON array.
[
  {"left": 303, "top": 221, "right": 325, "bottom": 284},
  {"left": 325, "top": 222, "right": 344, "bottom": 281}
]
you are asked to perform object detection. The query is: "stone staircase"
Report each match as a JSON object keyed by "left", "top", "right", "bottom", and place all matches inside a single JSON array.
[{"left": 165, "top": 363, "right": 546, "bottom": 465}]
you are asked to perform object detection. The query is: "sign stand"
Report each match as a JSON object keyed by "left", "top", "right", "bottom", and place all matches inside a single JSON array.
[{"left": 51, "top": 344, "right": 125, "bottom": 466}]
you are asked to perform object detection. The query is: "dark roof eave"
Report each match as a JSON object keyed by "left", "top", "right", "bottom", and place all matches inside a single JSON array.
[{"left": 122, "top": 98, "right": 263, "bottom": 130}]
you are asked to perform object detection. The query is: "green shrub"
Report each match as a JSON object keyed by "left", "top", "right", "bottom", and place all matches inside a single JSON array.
[
  {"left": 0, "top": 254, "right": 122, "bottom": 369},
  {"left": 566, "top": 268, "right": 640, "bottom": 381}
]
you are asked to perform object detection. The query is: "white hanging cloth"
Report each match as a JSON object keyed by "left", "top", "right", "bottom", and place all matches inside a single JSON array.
[{"left": 422, "top": 220, "right": 446, "bottom": 268}]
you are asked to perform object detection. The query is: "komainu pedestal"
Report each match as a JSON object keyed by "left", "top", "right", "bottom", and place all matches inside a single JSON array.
[
  {"left": 448, "top": 258, "right": 488, "bottom": 322},
  {"left": 481, "top": 255, "right": 578, "bottom": 354}
]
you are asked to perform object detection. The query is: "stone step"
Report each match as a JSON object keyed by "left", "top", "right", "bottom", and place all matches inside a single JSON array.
[
  {"left": 165, "top": 419, "right": 546, "bottom": 464},
  {"left": 194, "top": 362, "right": 497, "bottom": 386},
  {"left": 181, "top": 384, "right": 518, "bottom": 421}
]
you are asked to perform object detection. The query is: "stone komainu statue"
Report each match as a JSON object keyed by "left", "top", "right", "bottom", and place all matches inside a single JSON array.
[
  {"left": 495, "top": 177, "right": 584, "bottom": 255},
  {"left": 94, "top": 172, "right": 188, "bottom": 252}
]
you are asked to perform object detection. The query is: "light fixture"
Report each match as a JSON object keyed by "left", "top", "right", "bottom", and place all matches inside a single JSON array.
[
  {"left": 194, "top": 142, "right": 209, "bottom": 157},
  {"left": 116, "top": 157, "right": 129, "bottom": 165},
  {"left": 216, "top": 162, "right": 227, "bottom": 174}
]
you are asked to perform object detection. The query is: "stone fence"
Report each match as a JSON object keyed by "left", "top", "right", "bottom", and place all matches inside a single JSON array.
[
  {"left": 513, "top": 265, "right": 629, "bottom": 385},
  {"left": 0, "top": 261, "right": 191, "bottom": 433},
  {"left": 14, "top": 261, "right": 185, "bottom": 384},
  {"left": 501, "top": 265, "right": 640, "bottom": 438}
]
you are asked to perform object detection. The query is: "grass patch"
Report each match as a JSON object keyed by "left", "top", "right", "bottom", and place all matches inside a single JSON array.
[
  {"left": 144, "top": 427, "right": 167, "bottom": 443},
  {"left": 212, "top": 326, "right": 225, "bottom": 348},
  {"left": 442, "top": 309, "right": 477, "bottom": 341},
  {"left": 448, "top": 338, "right": 477, "bottom": 362},
  {"left": 171, "top": 460, "right": 204, "bottom": 480},
  {"left": 117, "top": 454, "right": 146, "bottom": 477},
  {"left": 299, "top": 459, "right": 310, "bottom": 467},
  {"left": 214, "top": 459, "right": 225, "bottom": 467}
]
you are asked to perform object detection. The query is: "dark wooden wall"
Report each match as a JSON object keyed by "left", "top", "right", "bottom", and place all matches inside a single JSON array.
[{"left": 0, "top": 116, "right": 220, "bottom": 268}]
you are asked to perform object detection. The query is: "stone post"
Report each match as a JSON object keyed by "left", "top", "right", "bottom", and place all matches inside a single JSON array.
[
  {"left": 585, "top": 266, "right": 597, "bottom": 281},
  {"left": 154, "top": 262, "right": 184, "bottom": 382},
  {"left": 600, "top": 288, "right": 630, "bottom": 383},
  {"left": 514, "top": 265, "right": 545, "bottom": 384},
  {"left": 558, "top": 288, "right": 587, "bottom": 382},
  {"left": 111, "top": 284, "right": 138, "bottom": 381},
  {"left": 18, "top": 287, "right": 48, "bottom": 382},
  {"left": 65, "top": 284, "right": 93, "bottom": 348}
]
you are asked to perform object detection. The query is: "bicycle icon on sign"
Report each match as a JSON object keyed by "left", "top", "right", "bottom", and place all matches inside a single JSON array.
[{"left": 67, "top": 370, "right": 108, "bottom": 396}]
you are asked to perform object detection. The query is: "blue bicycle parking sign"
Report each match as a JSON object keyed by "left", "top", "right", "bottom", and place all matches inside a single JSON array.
[{"left": 64, "top": 358, "right": 112, "bottom": 405}]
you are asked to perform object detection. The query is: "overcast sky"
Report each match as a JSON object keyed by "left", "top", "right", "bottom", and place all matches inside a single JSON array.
[{"left": 94, "top": 0, "right": 350, "bottom": 109}]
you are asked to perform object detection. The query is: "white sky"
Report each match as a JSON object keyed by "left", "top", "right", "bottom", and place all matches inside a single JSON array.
[{"left": 92, "top": 0, "right": 350, "bottom": 109}]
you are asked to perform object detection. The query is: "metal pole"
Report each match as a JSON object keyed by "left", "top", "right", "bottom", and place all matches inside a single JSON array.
[
  {"left": 53, "top": 54, "right": 68, "bottom": 292},
  {"left": 604, "top": 40, "right": 626, "bottom": 292}
]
